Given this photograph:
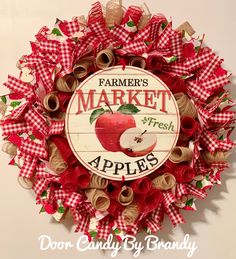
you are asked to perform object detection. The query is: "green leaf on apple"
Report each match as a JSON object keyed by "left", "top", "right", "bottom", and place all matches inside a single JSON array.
[
  {"left": 117, "top": 104, "right": 140, "bottom": 115},
  {"left": 90, "top": 108, "right": 106, "bottom": 124}
]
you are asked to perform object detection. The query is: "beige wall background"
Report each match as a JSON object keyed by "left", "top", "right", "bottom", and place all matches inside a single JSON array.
[{"left": 0, "top": 0, "right": 236, "bottom": 258}]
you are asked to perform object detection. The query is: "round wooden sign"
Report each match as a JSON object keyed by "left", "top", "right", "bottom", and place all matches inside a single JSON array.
[{"left": 65, "top": 66, "right": 180, "bottom": 181}]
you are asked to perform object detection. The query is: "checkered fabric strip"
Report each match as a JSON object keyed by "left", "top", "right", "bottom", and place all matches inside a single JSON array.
[
  {"left": 164, "top": 204, "right": 185, "bottom": 227},
  {"left": 150, "top": 20, "right": 162, "bottom": 42},
  {"left": 185, "top": 184, "right": 207, "bottom": 199},
  {"left": 194, "top": 157, "right": 211, "bottom": 174},
  {"left": 70, "top": 208, "right": 80, "bottom": 224},
  {"left": 134, "top": 26, "right": 151, "bottom": 41},
  {"left": 158, "top": 23, "right": 174, "bottom": 49},
  {"left": 185, "top": 48, "right": 213, "bottom": 71},
  {"left": 75, "top": 215, "right": 90, "bottom": 233},
  {"left": 96, "top": 218, "right": 112, "bottom": 240},
  {"left": 200, "top": 130, "right": 219, "bottom": 152},
  {"left": 4, "top": 75, "right": 31, "bottom": 95},
  {"left": 151, "top": 203, "right": 164, "bottom": 223},
  {"left": 54, "top": 189, "right": 70, "bottom": 200},
  {"left": 88, "top": 1, "right": 104, "bottom": 24},
  {"left": 197, "top": 107, "right": 211, "bottom": 124},
  {"left": 116, "top": 215, "right": 128, "bottom": 231},
  {"left": 210, "top": 111, "right": 235, "bottom": 124},
  {"left": 59, "top": 40, "right": 74, "bottom": 71},
  {"left": 33, "top": 178, "right": 50, "bottom": 197},
  {"left": 35, "top": 62, "right": 53, "bottom": 92},
  {"left": 176, "top": 183, "right": 188, "bottom": 200},
  {"left": 61, "top": 19, "right": 80, "bottom": 37},
  {"left": 210, "top": 161, "right": 229, "bottom": 169},
  {"left": 217, "top": 138, "right": 236, "bottom": 151},
  {"left": 11, "top": 103, "right": 28, "bottom": 120},
  {"left": 78, "top": 202, "right": 96, "bottom": 216},
  {"left": 34, "top": 163, "right": 50, "bottom": 179},
  {"left": 35, "top": 26, "right": 50, "bottom": 41},
  {"left": 39, "top": 39, "right": 60, "bottom": 54},
  {"left": 145, "top": 216, "right": 161, "bottom": 232},
  {"left": 24, "top": 108, "right": 49, "bottom": 136},
  {"left": 65, "top": 192, "right": 83, "bottom": 208},
  {"left": 122, "top": 6, "right": 143, "bottom": 26},
  {"left": 43, "top": 53, "right": 58, "bottom": 65},
  {"left": 1, "top": 122, "right": 32, "bottom": 136},
  {"left": 187, "top": 81, "right": 211, "bottom": 101},
  {"left": 198, "top": 55, "right": 222, "bottom": 82},
  {"left": 25, "top": 54, "right": 41, "bottom": 66},
  {"left": 111, "top": 24, "right": 132, "bottom": 44},
  {"left": 163, "top": 63, "right": 189, "bottom": 76},
  {"left": 126, "top": 224, "right": 139, "bottom": 235},
  {"left": 123, "top": 40, "right": 148, "bottom": 55},
  {"left": 20, "top": 138, "right": 48, "bottom": 159},
  {"left": 48, "top": 120, "right": 65, "bottom": 135},
  {"left": 89, "top": 22, "right": 110, "bottom": 41},
  {"left": 171, "top": 31, "right": 183, "bottom": 59},
  {"left": 201, "top": 75, "right": 230, "bottom": 91},
  {"left": 163, "top": 191, "right": 176, "bottom": 207},
  {"left": 19, "top": 156, "right": 37, "bottom": 179}
]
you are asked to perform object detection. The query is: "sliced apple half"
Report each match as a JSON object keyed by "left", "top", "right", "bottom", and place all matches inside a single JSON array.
[{"left": 119, "top": 127, "right": 157, "bottom": 157}]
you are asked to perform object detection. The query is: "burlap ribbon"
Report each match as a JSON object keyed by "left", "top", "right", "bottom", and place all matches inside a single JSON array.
[
  {"left": 129, "top": 57, "right": 146, "bottom": 69},
  {"left": 152, "top": 173, "right": 176, "bottom": 190},
  {"left": 48, "top": 142, "right": 68, "bottom": 174},
  {"left": 2, "top": 141, "right": 17, "bottom": 156},
  {"left": 85, "top": 188, "right": 110, "bottom": 212},
  {"left": 105, "top": 0, "right": 123, "bottom": 28},
  {"left": 73, "top": 56, "right": 94, "bottom": 79},
  {"left": 118, "top": 186, "right": 134, "bottom": 206},
  {"left": 43, "top": 92, "right": 60, "bottom": 112},
  {"left": 174, "top": 92, "right": 197, "bottom": 118},
  {"left": 95, "top": 49, "right": 115, "bottom": 69},
  {"left": 122, "top": 203, "right": 140, "bottom": 225},
  {"left": 169, "top": 146, "right": 193, "bottom": 163},
  {"left": 56, "top": 75, "right": 78, "bottom": 92},
  {"left": 88, "top": 174, "right": 108, "bottom": 189},
  {"left": 202, "top": 151, "right": 228, "bottom": 164}
]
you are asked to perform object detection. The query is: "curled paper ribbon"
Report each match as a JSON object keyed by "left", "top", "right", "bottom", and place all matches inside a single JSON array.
[
  {"left": 122, "top": 203, "right": 140, "bottom": 225},
  {"left": 118, "top": 186, "right": 134, "bottom": 206},
  {"left": 17, "top": 175, "right": 33, "bottom": 189},
  {"left": 88, "top": 174, "right": 108, "bottom": 189},
  {"left": 85, "top": 188, "right": 110, "bottom": 212},
  {"left": 130, "top": 177, "right": 152, "bottom": 194},
  {"left": 176, "top": 21, "right": 195, "bottom": 37},
  {"left": 129, "top": 56, "right": 146, "bottom": 69},
  {"left": 105, "top": 0, "right": 123, "bottom": 28},
  {"left": 174, "top": 92, "right": 197, "bottom": 118},
  {"left": 2, "top": 141, "right": 17, "bottom": 156},
  {"left": 202, "top": 151, "right": 228, "bottom": 164},
  {"left": 108, "top": 201, "right": 124, "bottom": 218},
  {"left": 95, "top": 49, "right": 115, "bottom": 69},
  {"left": 137, "top": 3, "right": 151, "bottom": 30},
  {"left": 180, "top": 116, "right": 198, "bottom": 138},
  {"left": 74, "top": 165, "right": 91, "bottom": 189},
  {"left": 141, "top": 189, "right": 163, "bottom": 212},
  {"left": 48, "top": 141, "right": 68, "bottom": 174},
  {"left": 73, "top": 57, "right": 94, "bottom": 79},
  {"left": 43, "top": 92, "right": 60, "bottom": 112},
  {"left": 60, "top": 169, "right": 78, "bottom": 192},
  {"left": 169, "top": 146, "right": 193, "bottom": 163},
  {"left": 50, "top": 136, "right": 77, "bottom": 165},
  {"left": 171, "top": 165, "right": 195, "bottom": 183},
  {"left": 56, "top": 75, "right": 78, "bottom": 92},
  {"left": 106, "top": 181, "right": 122, "bottom": 198},
  {"left": 152, "top": 173, "right": 176, "bottom": 190}
]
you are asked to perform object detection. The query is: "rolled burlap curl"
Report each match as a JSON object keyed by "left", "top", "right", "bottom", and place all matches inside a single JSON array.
[
  {"left": 85, "top": 189, "right": 110, "bottom": 212},
  {"left": 2, "top": 142, "right": 17, "bottom": 156},
  {"left": 152, "top": 173, "right": 176, "bottom": 190},
  {"left": 174, "top": 93, "right": 197, "bottom": 118},
  {"left": 88, "top": 174, "right": 108, "bottom": 189},
  {"left": 169, "top": 146, "right": 193, "bottom": 163},
  {"left": 122, "top": 203, "right": 140, "bottom": 225},
  {"left": 17, "top": 176, "right": 33, "bottom": 189},
  {"left": 43, "top": 92, "right": 60, "bottom": 112},
  {"left": 56, "top": 75, "right": 78, "bottom": 92},
  {"left": 176, "top": 21, "right": 196, "bottom": 36},
  {"left": 202, "top": 151, "right": 228, "bottom": 164},
  {"left": 95, "top": 49, "right": 115, "bottom": 69},
  {"left": 48, "top": 142, "right": 68, "bottom": 174},
  {"left": 118, "top": 186, "right": 134, "bottom": 206},
  {"left": 129, "top": 57, "right": 146, "bottom": 69},
  {"left": 73, "top": 57, "right": 94, "bottom": 79},
  {"left": 105, "top": 0, "right": 123, "bottom": 28},
  {"left": 0, "top": 101, "right": 7, "bottom": 116},
  {"left": 137, "top": 3, "right": 151, "bottom": 30}
]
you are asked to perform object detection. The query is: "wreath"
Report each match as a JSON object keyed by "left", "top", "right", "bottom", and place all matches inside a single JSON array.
[{"left": 0, "top": 0, "right": 235, "bottom": 241}]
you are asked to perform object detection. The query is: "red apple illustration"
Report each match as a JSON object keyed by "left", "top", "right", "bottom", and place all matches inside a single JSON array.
[
  {"left": 90, "top": 103, "right": 140, "bottom": 152},
  {"left": 119, "top": 128, "right": 157, "bottom": 157}
]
